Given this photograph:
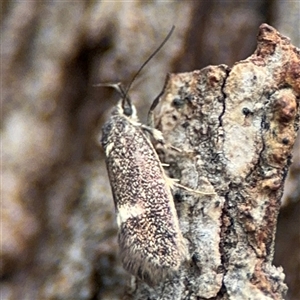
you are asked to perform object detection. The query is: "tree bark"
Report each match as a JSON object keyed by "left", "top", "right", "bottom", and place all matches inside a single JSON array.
[{"left": 125, "top": 24, "right": 300, "bottom": 300}]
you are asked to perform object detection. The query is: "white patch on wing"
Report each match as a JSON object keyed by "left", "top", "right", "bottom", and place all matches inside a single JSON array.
[{"left": 116, "top": 203, "right": 145, "bottom": 227}]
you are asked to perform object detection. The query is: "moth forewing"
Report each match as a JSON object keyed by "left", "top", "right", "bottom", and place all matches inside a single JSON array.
[{"left": 101, "top": 100, "right": 188, "bottom": 286}]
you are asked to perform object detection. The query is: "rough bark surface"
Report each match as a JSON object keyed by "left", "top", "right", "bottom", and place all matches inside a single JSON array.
[
  {"left": 125, "top": 24, "right": 300, "bottom": 300},
  {"left": 272, "top": 4, "right": 300, "bottom": 300}
]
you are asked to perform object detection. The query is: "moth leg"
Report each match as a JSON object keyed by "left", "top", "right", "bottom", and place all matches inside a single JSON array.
[
  {"left": 146, "top": 89, "right": 215, "bottom": 195},
  {"left": 142, "top": 124, "right": 215, "bottom": 195},
  {"left": 141, "top": 124, "right": 183, "bottom": 153},
  {"left": 165, "top": 177, "right": 216, "bottom": 196},
  {"left": 141, "top": 124, "right": 165, "bottom": 144},
  {"left": 173, "top": 182, "right": 216, "bottom": 195}
]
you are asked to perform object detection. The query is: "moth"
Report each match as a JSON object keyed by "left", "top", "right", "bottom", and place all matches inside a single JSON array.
[
  {"left": 99, "top": 27, "right": 215, "bottom": 286},
  {"left": 101, "top": 82, "right": 188, "bottom": 286}
]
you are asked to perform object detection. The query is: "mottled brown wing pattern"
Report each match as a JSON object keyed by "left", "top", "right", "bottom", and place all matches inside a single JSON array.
[{"left": 101, "top": 110, "right": 187, "bottom": 286}]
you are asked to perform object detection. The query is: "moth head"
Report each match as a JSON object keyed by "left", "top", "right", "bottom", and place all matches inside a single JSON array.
[{"left": 117, "top": 98, "right": 139, "bottom": 123}]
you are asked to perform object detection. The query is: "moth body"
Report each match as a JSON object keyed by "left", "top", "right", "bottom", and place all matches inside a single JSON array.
[{"left": 101, "top": 101, "right": 187, "bottom": 286}]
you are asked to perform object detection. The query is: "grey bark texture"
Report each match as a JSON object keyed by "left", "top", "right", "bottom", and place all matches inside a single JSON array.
[
  {"left": 1, "top": 2, "right": 300, "bottom": 300},
  {"left": 124, "top": 24, "right": 300, "bottom": 300}
]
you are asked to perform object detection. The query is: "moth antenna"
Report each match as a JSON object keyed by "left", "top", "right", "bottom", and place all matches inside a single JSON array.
[
  {"left": 94, "top": 82, "right": 125, "bottom": 97},
  {"left": 123, "top": 25, "right": 175, "bottom": 102},
  {"left": 94, "top": 82, "right": 133, "bottom": 116},
  {"left": 95, "top": 25, "right": 175, "bottom": 117}
]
